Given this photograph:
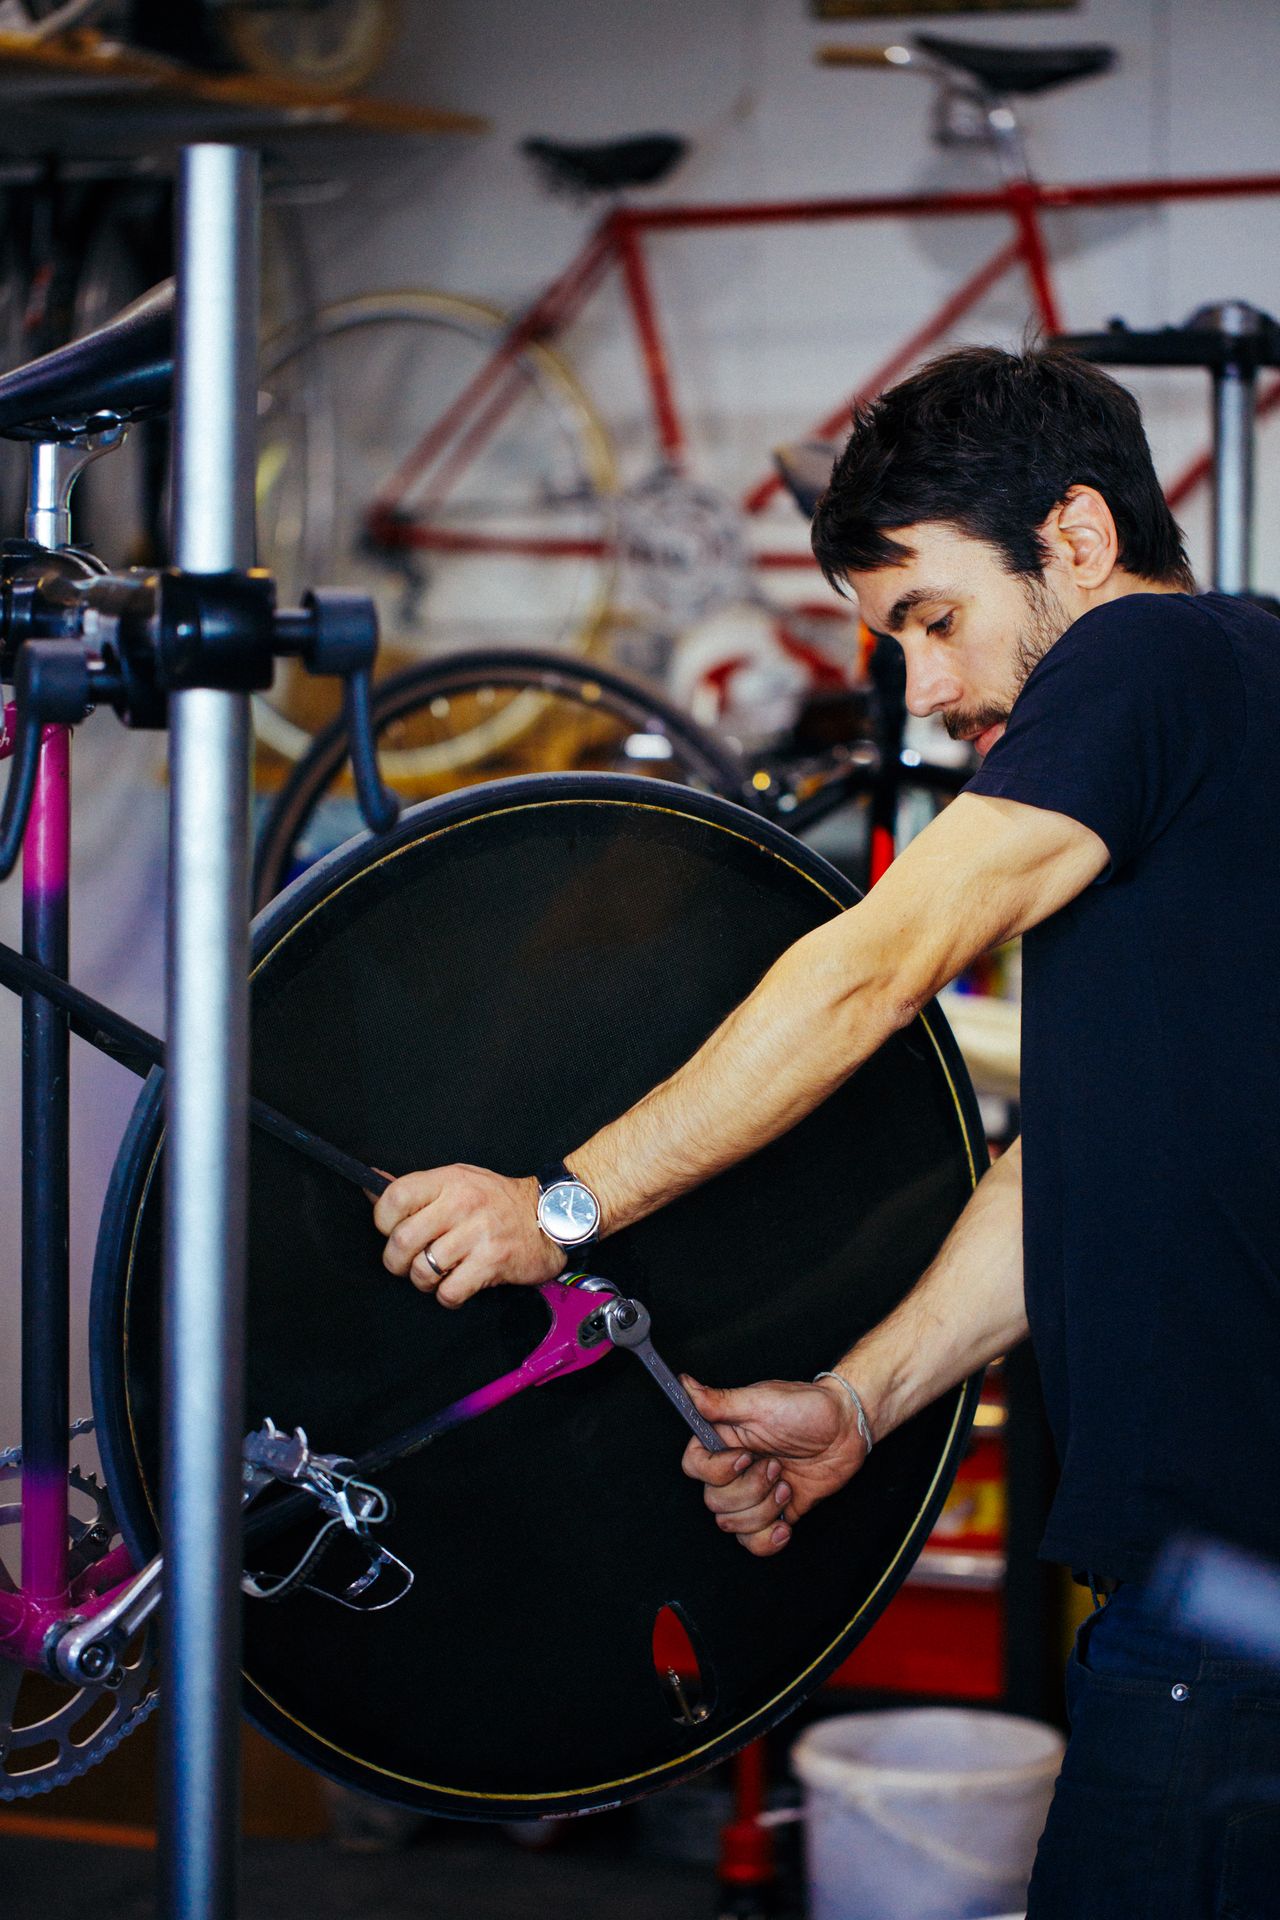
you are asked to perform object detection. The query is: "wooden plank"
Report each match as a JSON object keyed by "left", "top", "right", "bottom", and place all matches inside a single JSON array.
[{"left": 0, "top": 30, "right": 487, "bottom": 138}]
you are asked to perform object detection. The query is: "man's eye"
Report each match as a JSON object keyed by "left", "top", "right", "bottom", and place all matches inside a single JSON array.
[{"left": 927, "top": 612, "right": 954, "bottom": 638}]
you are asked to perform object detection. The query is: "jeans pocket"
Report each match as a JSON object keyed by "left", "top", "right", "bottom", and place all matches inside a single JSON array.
[
  {"left": 1214, "top": 1699, "right": 1280, "bottom": 1920},
  {"left": 1038, "top": 1651, "right": 1198, "bottom": 1920}
]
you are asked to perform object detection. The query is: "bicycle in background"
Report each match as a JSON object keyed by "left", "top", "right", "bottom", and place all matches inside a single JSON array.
[{"left": 253, "top": 30, "right": 1280, "bottom": 782}]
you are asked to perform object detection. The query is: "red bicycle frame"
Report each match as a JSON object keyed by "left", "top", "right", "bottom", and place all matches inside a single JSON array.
[{"left": 370, "top": 167, "right": 1280, "bottom": 577}]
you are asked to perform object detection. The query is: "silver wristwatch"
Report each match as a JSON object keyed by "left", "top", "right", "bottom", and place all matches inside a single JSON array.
[{"left": 535, "top": 1161, "right": 601, "bottom": 1248}]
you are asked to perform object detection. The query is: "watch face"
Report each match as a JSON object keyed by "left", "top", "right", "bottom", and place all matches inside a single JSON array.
[{"left": 537, "top": 1179, "right": 600, "bottom": 1245}]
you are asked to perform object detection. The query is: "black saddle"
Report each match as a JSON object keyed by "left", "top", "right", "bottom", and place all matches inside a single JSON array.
[
  {"left": 0, "top": 280, "right": 173, "bottom": 443},
  {"left": 522, "top": 134, "right": 688, "bottom": 197},
  {"left": 914, "top": 34, "right": 1116, "bottom": 98},
  {"left": 773, "top": 440, "right": 839, "bottom": 519}
]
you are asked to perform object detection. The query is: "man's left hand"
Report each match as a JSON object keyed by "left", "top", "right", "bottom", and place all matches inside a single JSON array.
[{"left": 374, "top": 1165, "right": 566, "bottom": 1306}]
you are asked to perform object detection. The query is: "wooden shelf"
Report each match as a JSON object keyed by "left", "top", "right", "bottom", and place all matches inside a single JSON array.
[{"left": 0, "top": 28, "right": 487, "bottom": 165}]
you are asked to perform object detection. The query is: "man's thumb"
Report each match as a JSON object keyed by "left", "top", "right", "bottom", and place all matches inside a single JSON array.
[{"left": 682, "top": 1376, "right": 734, "bottom": 1418}]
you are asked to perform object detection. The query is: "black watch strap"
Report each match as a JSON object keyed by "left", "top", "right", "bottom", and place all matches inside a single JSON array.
[{"left": 537, "top": 1160, "right": 574, "bottom": 1193}]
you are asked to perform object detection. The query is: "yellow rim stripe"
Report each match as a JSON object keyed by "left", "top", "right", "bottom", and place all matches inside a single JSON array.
[{"left": 120, "top": 794, "right": 982, "bottom": 1802}]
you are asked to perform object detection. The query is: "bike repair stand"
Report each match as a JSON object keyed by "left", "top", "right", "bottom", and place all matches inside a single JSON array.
[
  {"left": 0, "top": 149, "right": 398, "bottom": 1914},
  {"left": 164, "top": 143, "right": 258, "bottom": 1920},
  {"left": 1056, "top": 302, "right": 1280, "bottom": 597}
]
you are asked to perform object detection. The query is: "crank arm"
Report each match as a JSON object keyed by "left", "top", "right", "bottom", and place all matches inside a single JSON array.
[{"left": 49, "top": 1553, "right": 162, "bottom": 1685}]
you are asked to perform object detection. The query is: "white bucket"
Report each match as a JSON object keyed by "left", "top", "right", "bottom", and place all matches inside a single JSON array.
[{"left": 791, "top": 1709, "right": 1063, "bottom": 1920}]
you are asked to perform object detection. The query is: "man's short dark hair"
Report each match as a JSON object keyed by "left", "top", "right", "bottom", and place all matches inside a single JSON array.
[{"left": 811, "top": 345, "right": 1195, "bottom": 593}]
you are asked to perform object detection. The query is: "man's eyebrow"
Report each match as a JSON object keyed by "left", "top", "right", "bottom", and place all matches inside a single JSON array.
[{"left": 883, "top": 586, "right": 950, "bottom": 634}]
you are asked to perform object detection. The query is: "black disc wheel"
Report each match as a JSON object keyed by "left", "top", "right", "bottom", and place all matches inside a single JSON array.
[
  {"left": 93, "top": 772, "right": 984, "bottom": 1819},
  {"left": 252, "top": 648, "right": 755, "bottom": 907}
]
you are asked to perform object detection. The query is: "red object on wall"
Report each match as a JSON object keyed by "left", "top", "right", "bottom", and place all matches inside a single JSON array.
[
  {"left": 828, "top": 1401, "right": 1008, "bottom": 1700},
  {"left": 827, "top": 1584, "right": 1003, "bottom": 1700}
]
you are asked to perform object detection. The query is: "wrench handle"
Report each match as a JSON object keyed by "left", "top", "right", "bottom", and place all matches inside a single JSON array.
[{"left": 638, "top": 1348, "right": 727, "bottom": 1453}]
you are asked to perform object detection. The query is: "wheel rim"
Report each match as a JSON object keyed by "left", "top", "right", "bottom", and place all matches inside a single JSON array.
[
  {"left": 254, "top": 291, "right": 618, "bottom": 778},
  {"left": 221, "top": 0, "right": 399, "bottom": 96},
  {"left": 252, "top": 648, "right": 753, "bottom": 904},
  {"left": 93, "top": 772, "right": 984, "bottom": 1818}
]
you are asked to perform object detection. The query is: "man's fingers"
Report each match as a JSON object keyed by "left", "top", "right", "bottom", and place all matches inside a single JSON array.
[
  {"left": 434, "top": 1259, "right": 489, "bottom": 1309},
  {"left": 713, "top": 1487, "right": 792, "bottom": 1535},
  {"left": 703, "top": 1459, "right": 775, "bottom": 1514},
  {"left": 681, "top": 1431, "right": 747, "bottom": 1485},
  {"left": 373, "top": 1169, "right": 445, "bottom": 1238},
  {"left": 683, "top": 1376, "right": 745, "bottom": 1422},
  {"left": 384, "top": 1197, "right": 454, "bottom": 1277},
  {"left": 407, "top": 1226, "right": 468, "bottom": 1293},
  {"left": 738, "top": 1521, "right": 792, "bottom": 1557}
]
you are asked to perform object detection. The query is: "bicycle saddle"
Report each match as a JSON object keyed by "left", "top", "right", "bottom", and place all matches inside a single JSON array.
[
  {"left": 773, "top": 440, "right": 839, "bottom": 518},
  {"left": 0, "top": 279, "right": 173, "bottom": 443},
  {"left": 522, "top": 134, "right": 688, "bottom": 196},
  {"left": 914, "top": 34, "right": 1116, "bottom": 98}
]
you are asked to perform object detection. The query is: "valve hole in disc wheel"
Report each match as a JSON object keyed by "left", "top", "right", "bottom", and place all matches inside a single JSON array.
[{"left": 653, "top": 1603, "right": 715, "bottom": 1730}]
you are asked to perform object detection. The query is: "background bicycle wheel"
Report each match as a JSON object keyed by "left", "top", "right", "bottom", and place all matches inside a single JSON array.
[{"left": 254, "top": 292, "right": 619, "bottom": 769}]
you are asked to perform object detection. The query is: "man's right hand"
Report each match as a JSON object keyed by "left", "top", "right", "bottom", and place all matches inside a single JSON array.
[{"left": 679, "top": 1376, "right": 871, "bottom": 1557}]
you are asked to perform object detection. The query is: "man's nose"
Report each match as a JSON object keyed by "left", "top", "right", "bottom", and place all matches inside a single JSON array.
[{"left": 903, "top": 652, "right": 961, "bottom": 719}]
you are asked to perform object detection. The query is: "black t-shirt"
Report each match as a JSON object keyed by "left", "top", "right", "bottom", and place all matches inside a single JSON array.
[{"left": 966, "top": 591, "right": 1280, "bottom": 1581}]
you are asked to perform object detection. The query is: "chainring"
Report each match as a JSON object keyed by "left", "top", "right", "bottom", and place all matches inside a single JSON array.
[
  {"left": 0, "top": 1448, "right": 159, "bottom": 1798},
  {"left": 614, "top": 468, "right": 752, "bottom": 626}
]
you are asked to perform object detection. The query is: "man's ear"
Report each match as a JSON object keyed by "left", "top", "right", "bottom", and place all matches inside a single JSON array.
[{"left": 1042, "top": 486, "right": 1119, "bottom": 590}]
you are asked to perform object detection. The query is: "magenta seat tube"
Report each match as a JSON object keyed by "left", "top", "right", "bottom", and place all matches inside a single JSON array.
[{"left": 20, "top": 722, "right": 71, "bottom": 1603}]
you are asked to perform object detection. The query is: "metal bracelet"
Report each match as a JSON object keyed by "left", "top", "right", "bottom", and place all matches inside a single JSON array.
[{"left": 813, "top": 1370, "right": 874, "bottom": 1455}]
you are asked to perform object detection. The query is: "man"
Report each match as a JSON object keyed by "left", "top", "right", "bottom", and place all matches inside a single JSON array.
[{"left": 374, "top": 347, "right": 1280, "bottom": 1917}]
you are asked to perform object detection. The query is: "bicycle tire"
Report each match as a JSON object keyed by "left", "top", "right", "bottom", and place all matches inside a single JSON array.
[
  {"left": 254, "top": 291, "right": 618, "bottom": 774},
  {"left": 91, "top": 770, "right": 985, "bottom": 1819},
  {"left": 252, "top": 648, "right": 754, "bottom": 906}
]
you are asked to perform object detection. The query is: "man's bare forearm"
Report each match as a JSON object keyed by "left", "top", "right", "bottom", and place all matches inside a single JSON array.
[
  {"left": 824, "top": 1138, "right": 1027, "bottom": 1440},
  {"left": 571, "top": 917, "right": 906, "bottom": 1234},
  {"left": 569, "top": 793, "right": 1105, "bottom": 1241}
]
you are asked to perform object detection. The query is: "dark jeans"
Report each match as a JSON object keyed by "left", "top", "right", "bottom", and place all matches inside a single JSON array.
[{"left": 1026, "top": 1583, "right": 1280, "bottom": 1919}]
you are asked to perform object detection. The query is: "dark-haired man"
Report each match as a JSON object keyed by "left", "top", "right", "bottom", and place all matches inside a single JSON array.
[{"left": 375, "top": 347, "right": 1280, "bottom": 1917}]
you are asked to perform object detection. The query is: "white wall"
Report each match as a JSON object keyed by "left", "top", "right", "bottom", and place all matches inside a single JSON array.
[
  {"left": 302, "top": 0, "right": 1280, "bottom": 585},
  {"left": 1, "top": 0, "right": 1277, "bottom": 1468}
]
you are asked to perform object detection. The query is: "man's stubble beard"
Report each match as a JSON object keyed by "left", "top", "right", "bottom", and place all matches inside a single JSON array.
[{"left": 942, "top": 575, "right": 1070, "bottom": 744}]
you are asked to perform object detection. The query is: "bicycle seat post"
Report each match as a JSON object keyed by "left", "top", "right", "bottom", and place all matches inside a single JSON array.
[
  {"left": 1198, "top": 300, "right": 1265, "bottom": 595},
  {"left": 25, "top": 424, "right": 125, "bottom": 552},
  {"left": 916, "top": 50, "right": 1033, "bottom": 185}
]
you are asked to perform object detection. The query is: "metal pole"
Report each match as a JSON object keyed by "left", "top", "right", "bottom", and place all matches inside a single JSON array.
[
  {"left": 160, "top": 144, "right": 259, "bottom": 1920},
  {"left": 1205, "top": 300, "right": 1260, "bottom": 594}
]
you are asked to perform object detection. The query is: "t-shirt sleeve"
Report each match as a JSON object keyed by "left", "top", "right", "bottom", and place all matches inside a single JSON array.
[{"left": 964, "top": 596, "right": 1245, "bottom": 879}]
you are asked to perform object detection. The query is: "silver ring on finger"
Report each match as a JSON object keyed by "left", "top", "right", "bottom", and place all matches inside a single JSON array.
[{"left": 423, "top": 1245, "right": 448, "bottom": 1279}]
